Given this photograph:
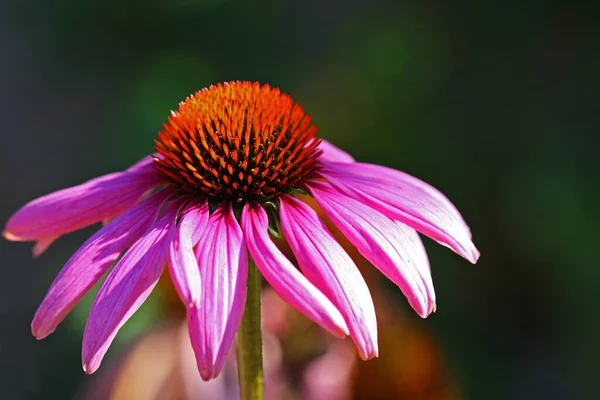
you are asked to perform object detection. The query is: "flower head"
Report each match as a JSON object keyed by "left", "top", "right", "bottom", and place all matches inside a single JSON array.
[
  {"left": 4, "top": 81, "right": 479, "bottom": 380},
  {"left": 154, "top": 82, "right": 321, "bottom": 203}
]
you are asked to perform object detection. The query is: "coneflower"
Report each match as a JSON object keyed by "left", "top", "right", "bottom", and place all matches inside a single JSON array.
[{"left": 4, "top": 81, "right": 479, "bottom": 399}]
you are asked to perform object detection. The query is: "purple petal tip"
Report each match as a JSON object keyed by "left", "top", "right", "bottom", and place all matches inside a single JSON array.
[
  {"left": 358, "top": 347, "right": 379, "bottom": 361},
  {"left": 199, "top": 367, "right": 212, "bottom": 381},
  {"left": 416, "top": 302, "right": 437, "bottom": 319},
  {"left": 31, "top": 327, "right": 48, "bottom": 341},
  {"left": 470, "top": 247, "right": 481, "bottom": 264},
  {"left": 32, "top": 237, "right": 57, "bottom": 258},
  {"left": 82, "top": 363, "right": 96, "bottom": 375},
  {"left": 461, "top": 242, "right": 480, "bottom": 264}
]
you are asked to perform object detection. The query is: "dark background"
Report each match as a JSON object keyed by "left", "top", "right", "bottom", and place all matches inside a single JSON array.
[{"left": 1, "top": 1, "right": 599, "bottom": 399}]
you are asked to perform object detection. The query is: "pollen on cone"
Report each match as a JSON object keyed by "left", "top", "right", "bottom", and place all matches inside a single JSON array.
[{"left": 155, "top": 81, "right": 322, "bottom": 203}]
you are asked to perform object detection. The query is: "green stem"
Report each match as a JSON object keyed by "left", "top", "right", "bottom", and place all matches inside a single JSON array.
[{"left": 237, "top": 259, "right": 264, "bottom": 400}]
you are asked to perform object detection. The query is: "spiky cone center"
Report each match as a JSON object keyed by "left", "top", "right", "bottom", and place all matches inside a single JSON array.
[{"left": 154, "top": 81, "right": 322, "bottom": 204}]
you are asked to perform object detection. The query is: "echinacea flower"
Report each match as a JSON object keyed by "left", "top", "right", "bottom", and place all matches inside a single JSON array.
[{"left": 4, "top": 81, "right": 479, "bottom": 381}]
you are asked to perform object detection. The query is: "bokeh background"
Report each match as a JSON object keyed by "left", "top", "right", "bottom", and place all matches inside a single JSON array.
[{"left": 1, "top": 1, "right": 599, "bottom": 399}]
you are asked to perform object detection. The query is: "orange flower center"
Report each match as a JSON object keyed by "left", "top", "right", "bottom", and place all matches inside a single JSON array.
[{"left": 154, "top": 82, "right": 322, "bottom": 203}]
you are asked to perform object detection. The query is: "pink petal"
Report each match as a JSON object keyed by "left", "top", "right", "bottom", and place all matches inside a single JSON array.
[
  {"left": 81, "top": 200, "right": 181, "bottom": 374},
  {"left": 279, "top": 195, "right": 378, "bottom": 360},
  {"left": 321, "top": 162, "right": 480, "bottom": 264},
  {"left": 3, "top": 156, "right": 163, "bottom": 246},
  {"left": 241, "top": 203, "right": 349, "bottom": 338},
  {"left": 345, "top": 162, "right": 474, "bottom": 238},
  {"left": 31, "top": 191, "right": 170, "bottom": 340},
  {"left": 168, "top": 201, "right": 209, "bottom": 307},
  {"left": 309, "top": 181, "right": 435, "bottom": 317},
  {"left": 188, "top": 203, "right": 248, "bottom": 381},
  {"left": 317, "top": 140, "right": 355, "bottom": 163}
]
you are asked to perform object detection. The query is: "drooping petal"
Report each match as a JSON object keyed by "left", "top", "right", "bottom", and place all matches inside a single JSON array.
[
  {"left": 168, "top": 201, "right": 209, "bottom": 307},
  {"left": 31, "top": 191, "right": 171, "bottom": 340},
  {"left": 241, "top": 203, "right": 348, "bottom": 338},
  {"left": 188, "top": 203, "right": 248, "bottom": 381},
  {"left": 317, "top": 140, "right": 355, "bottom": 163},
  {"left": 3, "top": 156, "right": 163, "bottom": 246},
  {"left": 393, "top": 219, "right": 435, "bottom": 308},
  {"left": 320, "top": 162, "right": 480, "bottom": 264},
  {"left": 342, "top": 162, "right": 474, "bottom": 239},
  {"left": 309, "top": 181, "right": 435, "bottom": 317},
  {"left": 279, "top": 195, "right": 378, "bottom": 360},
  {"left": 82, "top": 200, "right": 181, "bottom": 374}
]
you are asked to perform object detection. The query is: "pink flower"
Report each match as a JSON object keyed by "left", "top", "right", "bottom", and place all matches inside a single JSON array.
[{"left": 4, "top": 81, "right": 479, "bottom": 380}]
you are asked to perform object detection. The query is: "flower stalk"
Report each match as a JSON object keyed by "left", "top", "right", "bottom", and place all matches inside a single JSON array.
[{"left": 237, "top": 259, "right": 264, "bottom": 400}]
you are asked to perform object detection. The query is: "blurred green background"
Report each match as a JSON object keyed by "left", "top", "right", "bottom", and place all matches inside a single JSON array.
[{"left": 1, "top": 0, "right": 599, "bottom": 399}]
